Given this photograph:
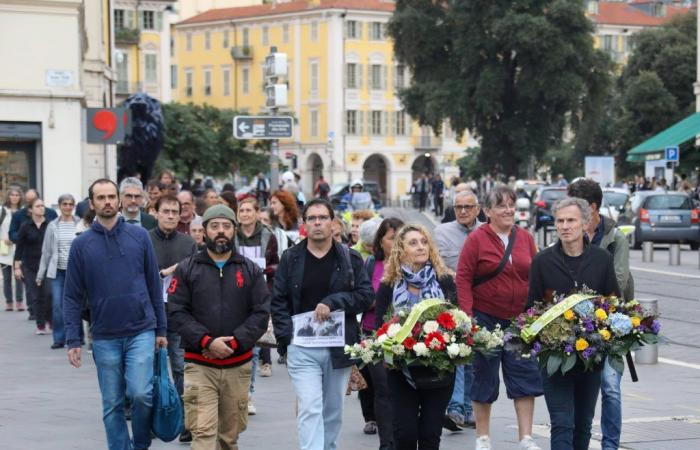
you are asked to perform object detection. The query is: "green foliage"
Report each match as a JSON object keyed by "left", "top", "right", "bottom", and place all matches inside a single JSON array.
[
  {"left": 158, "top": 103, "right": 268, "bottom": 183},
  {"left": 388, "top": 0, "right": 602, "bottom": 177}
]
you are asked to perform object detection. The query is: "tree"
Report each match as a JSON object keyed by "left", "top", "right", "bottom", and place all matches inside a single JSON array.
[
  {"left": 158, "top": 103, "right": 268, "bottom": 183},
  {"left": 388, "top": 0, "right": 602, "bottom": 176}
]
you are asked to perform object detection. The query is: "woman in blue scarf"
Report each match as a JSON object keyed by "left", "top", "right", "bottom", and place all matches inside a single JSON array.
[{"left": 374, "top": 224, "right": 456, "bottom": 450}]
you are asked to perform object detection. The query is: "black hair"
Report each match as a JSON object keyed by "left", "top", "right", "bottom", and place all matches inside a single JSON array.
[
  {"left": 373, "top": 217, "right": 404, "bottom": 261},
  {"left": 155, "top": 194, "right": 181, "bottom": 214},
  {"left": 88, "top": 178, "right": 118, "bottom": 201},
  {"left": 302, "top": 198, "right": 334, "bottom": 221},
  {"left": 567, "top": 178, "right": 603, "bottom": 209}
]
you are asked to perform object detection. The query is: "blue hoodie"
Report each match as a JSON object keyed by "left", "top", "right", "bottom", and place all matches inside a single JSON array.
[{"left": 63, "top": 217, "right": 166, "bottom": 348}]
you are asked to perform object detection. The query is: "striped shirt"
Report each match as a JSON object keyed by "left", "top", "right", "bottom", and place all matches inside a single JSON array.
[{"left": 57, "top": 220, "right": 77, "bottom": 270}]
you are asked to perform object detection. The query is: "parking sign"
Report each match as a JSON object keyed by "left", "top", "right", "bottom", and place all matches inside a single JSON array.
[{"left": 665, "top": 146, "right": 679, "bottom": 162}]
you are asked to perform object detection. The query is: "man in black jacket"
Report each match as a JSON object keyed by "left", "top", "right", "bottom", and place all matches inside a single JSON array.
[
  {"left": 167, "top": 204, "right": 270, "bottom": 449},
  {"left": 528, "top": 197, "right": 619, "bottom": 450},
  {"left": 271, "top": 198, "right": 373, "bottom": 450}
]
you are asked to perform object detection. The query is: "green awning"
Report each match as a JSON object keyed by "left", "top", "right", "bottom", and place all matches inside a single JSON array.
[{"left": 626, "top": 112, "right": 700, "bottom": 162}]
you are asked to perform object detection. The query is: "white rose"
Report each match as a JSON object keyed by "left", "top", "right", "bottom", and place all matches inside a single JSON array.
[
  {"left": 458, "top": 343, "right": 472, "bottom": 358},
  {"left": 413, "top": 342, "right": 429, "bottom": 357},
  {"left": 377, "top": 334, "right": 388, "bottom": 344},
  {"left": 387, "top": 323, "right": 402, "bottom": 338},
  {"left": 361, "top": 352, "right": 374, "bottom": 364},
  {"left": 423, "top": 320, "right": 439, "bottom": 334},
  {"left": 447, "top": 343, "right": 461, "bottom": 358},
  {"left": 391, "top": 344, "right": 406, "bottom": 356},
  {"left": 443, "top": 333, "right": 452, "bottom": 343}
]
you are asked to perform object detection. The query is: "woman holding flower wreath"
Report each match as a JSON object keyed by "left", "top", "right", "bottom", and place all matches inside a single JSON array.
[
  {"left": 456, "top": 186, "right": 543, "bottom": 450},
  {"left": 528, "top": 197, "right": 620, "bottom": 450},
  {"left": 374, "top": 223, "right": 457, "bottom": 450}
]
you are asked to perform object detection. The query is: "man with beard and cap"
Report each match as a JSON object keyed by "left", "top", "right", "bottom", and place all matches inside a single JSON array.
[{"left": 168, "top": 204, "right": 270, "bottom": 450}]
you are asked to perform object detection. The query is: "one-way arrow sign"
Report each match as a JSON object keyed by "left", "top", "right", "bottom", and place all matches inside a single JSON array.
[{"left": 233, "top": 116, "right": 293, "bottom": 140}]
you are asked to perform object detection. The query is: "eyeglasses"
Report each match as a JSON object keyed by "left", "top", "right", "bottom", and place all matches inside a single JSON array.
[
  {"left": 124, "top": 194, "right": 143, "bottom": 200},
  {"left": 455, "top": 204, "right": 479, "bottom": 212},
  {"left": 61, "top": 202, "right": 75, "bottom": 206},
  {"left": 305, "top": 215, "right": 331, "bottom": 223}
]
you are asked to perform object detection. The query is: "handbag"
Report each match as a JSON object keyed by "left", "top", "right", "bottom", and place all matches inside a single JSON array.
[
  {"left": 151, "top": 347, "right": 184, "bottom": 442},
  {"left": 346, "top": 365, "right": 368, "bottom": 394},
  {"left": 256, "top": 317, "right": 277, "bottom": 348},
  {"left": 473, "top": 227, "right": 517, "bottom": 288},
  {"left": 0, "top": 240, "right": 9, "bottom": 256}
]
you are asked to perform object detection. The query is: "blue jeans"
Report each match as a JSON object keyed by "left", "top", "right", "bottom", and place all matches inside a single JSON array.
[
  {"left": 601, "top": 358, "right": 622, "bottom": 449},
  {"left": 250, "top": 346, "right": 260, "bottom": 394},
  {"left": 92, "top": 330, "right": 155, "bottom": 450},
  {"left": 447, "top": 364, "right": 474, "bottom": 420},
  {"left": 166, "top": 330, "right": 184, "bottom": 397},
  {"left": 286, "top": 345, "right": 352, "bottom": 450},
  {"left": 50, "top": 269, "right": 66, "bottom": 345}
]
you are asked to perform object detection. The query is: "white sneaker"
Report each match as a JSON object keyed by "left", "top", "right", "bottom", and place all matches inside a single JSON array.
[
  {"left": 475, "top": 435, "right": 492, "bottom": 450},
  {"left": 518, "top": 435, "right": 541, "bottom": 450},
  {"left": 247, "top": 399, "right": 256, "bottom": 415}
]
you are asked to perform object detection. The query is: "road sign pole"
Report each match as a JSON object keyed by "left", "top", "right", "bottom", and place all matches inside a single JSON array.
[{"left": 270, "top": 138, "right": 279, "bottom": 191}]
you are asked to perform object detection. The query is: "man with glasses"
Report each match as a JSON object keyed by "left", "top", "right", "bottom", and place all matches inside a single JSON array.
[
  {"left": 148, "top": 194, "right": 197, "bottom": 443},
  {"left": 434, "top": 190, "right": 483, "bottom": 431},
  {"left": 271, "top": 198, "right": 373, "bottom": 450},
  {"left": 168, "top": 204, "right": 270, "bottom": 449},
  {"left": 176, "top": 190, "right": 199, "bottom": 235},
  {"left": 119, "top": 177, "right": 157, "bottom": 230}
]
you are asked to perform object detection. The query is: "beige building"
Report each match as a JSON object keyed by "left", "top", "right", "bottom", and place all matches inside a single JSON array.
[{"left": 0, "top": 0, "right": 116, "bottom": 202}]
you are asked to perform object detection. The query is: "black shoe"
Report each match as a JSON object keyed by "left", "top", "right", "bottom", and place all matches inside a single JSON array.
[
  {"left": 442, "top": 413, "right": 462, "bottom": 432},
  {"left": 277, "top": 354, "right": 286, "bottom": 364},
  {"left": 124, "top": 405, "right": 132, "bottom": 421},
  {"left": 28, "top": 315, "right": 35, "bottom": 321},
  {"left": 178, "top": 430, "right": 192, "bottom": 443},
  {"left": 51, "top": 343, "right": 65, "bottom": 349}
]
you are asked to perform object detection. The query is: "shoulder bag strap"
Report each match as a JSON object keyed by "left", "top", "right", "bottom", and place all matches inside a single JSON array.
[{"left": 473, "top": 227, "right": 517, "bottom": 288}]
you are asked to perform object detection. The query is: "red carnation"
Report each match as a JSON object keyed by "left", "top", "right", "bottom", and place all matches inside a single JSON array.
[
  {"left": 437, "top": 312, "right": 456, "bottom": 330},
  {"left": 467, "top": 336, "right": 474, "bottom": 346},
  {"left": 377, "top": 323, "right": 390, "bottom": 337},
  {"left": 412, "top": 322, "right": 422, "bottom": 336},
  {"left": 403, "top": 337, "right": 417, "bottom": 350},
  {"left": 424, "top": 331, "right": 446, "bottom": 351}
]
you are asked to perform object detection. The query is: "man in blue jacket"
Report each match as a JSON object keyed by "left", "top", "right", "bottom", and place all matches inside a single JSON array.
[{"left": 63, "top": 178, "right": 167, "bottom": 450}]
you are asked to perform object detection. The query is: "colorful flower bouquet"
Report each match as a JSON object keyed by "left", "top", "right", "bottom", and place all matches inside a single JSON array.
[
  {"left": 345, "top": 299, "right": 504, "bottom": 376},
  {"left": 504, "top": 292, "right": 660, "bottom": 376}
]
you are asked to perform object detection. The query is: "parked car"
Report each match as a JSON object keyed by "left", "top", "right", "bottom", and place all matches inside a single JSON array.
[
  {"left": 600, "top": 188, "right": 630, "bottom": 223},
  {"left": 531, "top": 187, "right": 568, "bottom": 230},
  {"left": 628, "top": 193, "right": 699, "bottom": 250},
  {"left": 329, "top": 181, "right": 382, "bottom": 210}
]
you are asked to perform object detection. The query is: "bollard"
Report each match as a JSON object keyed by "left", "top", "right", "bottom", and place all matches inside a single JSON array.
[
  {"left": 642, "top": 242, "right": 654, "bottom": 262},
  {"left": 635, "top": 299, "right": 658, "bottom": 365},
  {"left": 669, "top": 244, "right": 681, "bottom": 266}
]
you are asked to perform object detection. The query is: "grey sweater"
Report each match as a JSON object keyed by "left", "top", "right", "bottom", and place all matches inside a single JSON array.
[
  {"left": 433, "top": 219, "right": 483, "bottom": 271},
  {"left": 149, "top": 227, "right": 198, "bottom": 271}
]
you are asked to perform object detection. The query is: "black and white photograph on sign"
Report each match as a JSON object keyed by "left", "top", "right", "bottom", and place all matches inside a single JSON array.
[{"left": 291, "top": 311, "right": 345, "bottom": 347}]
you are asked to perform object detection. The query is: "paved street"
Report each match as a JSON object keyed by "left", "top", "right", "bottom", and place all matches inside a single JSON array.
[{"left": 1, "top": 209, "right": 699, "bottom": 449}]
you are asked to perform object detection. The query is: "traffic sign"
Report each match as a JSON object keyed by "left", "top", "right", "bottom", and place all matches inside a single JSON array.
[
  {"left": 233, "top": 116, "right": 293, "bottom": 140},
  {"left": 665, "top": 146, "right": 679, "bottom": 162},
  {"left": 85, "top": 107, "right": 131, "bottom": 144}
]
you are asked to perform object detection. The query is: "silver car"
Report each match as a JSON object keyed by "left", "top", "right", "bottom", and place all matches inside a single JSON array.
[{"left": 631, "top": 193, "right": 699, "bottom": 250}]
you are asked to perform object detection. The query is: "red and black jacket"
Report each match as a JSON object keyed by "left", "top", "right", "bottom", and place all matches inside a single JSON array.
[{"left": 167, "top": 251, "right": 270, "bottom": 368}]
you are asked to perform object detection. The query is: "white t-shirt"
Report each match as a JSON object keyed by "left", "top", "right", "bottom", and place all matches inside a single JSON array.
[{"left": 497, "top": 232, "right": 512, "bottom": 263}]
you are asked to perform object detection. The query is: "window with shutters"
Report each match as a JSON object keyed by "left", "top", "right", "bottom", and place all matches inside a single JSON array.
[
  {"left": 346, "top": 110, "right": 357, "bottom": 135},
  {"left": 242, "top": 67, "right": 250, "bottom": 94},
  {"left": 395, "top": 111, "right": 406, "bottom": 136},
  {"left": 114, "top": 10, "right": 125, "bottom": 29},
  {"left": 371, "top": 111, "right": 382, "bottom": 135},
  {"left": 116, "top": 53, "right": 129, "bottom": 92},
  {"left": 283, "top": 24, "right": 290, "bottom": 43},
  {"left": 145, "top": 54, "right": 157, "bottom": 83},
  {"left": 346, "top": 20, "right": 358, "bottom": 39},
  {"left": 223, "top": 31, "right": 229, "bottom": 48},
  {"left": 186, "top": 33, "right": 192, "bottom": 51},
  {"left": 394, "top": 64, "right": 405, "bottom": 89},
  {"left": 346, "top": 63, "right": 357, "bottom": 89},
  {"left": 205, "top": 31, "right": 211, "bottom": 50},
  {"left": 185, "top": 70, "right": 193, "bottom": 97},
  {"left": 170, "top": 65, "right": 177, "bottom": 89},
  {"left": 142, "top": 10, "right": 154, "bottom": 30},
  {"left": 371, "top": 64, "right": 383, "bottom": 90},
  {"left": 311, "top": 21, "right": 319, "bottom": 41},
  {"left": 370, "top": 22, "right": 383, "bottom": 40},
  {"left": 262, "top": 25, "right": 269, "bottom": 45},
  {"left": 243, "top": 28, "right": 250, "bottom": 46},
  {"left": 310, "top": 110, "right": 319, "bottom": 137},
  {"left": 223, "top": 68, "right": 231, "bottom": 96},
  {"left": 310, "top": 60, "right": 319, "bottom": 95},
  {"left": 602, "top": 35, "right": 613, "bottom": 51},
  {"left": 204, "top": 70, "right": 212, "bottom": 96}
]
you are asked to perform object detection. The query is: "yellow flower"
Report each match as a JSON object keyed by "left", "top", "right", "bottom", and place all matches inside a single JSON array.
[
  {"left": 598, "top": 329, "right": 611, "bottom": 341},
  {"left": 595, "top": 309, "right": 608, "bottom": 321},
  {"left": 631, "top": 317, "right": 641, "bottom": 328},
  {"left": 575, "top": 338, "right": 589, "bottom": 351},
  {"left": 564, "top": 310, "right": 575, "bottom": 321},
  {"left": 609, "top": 306, "right": 617, "bottom": 313}
]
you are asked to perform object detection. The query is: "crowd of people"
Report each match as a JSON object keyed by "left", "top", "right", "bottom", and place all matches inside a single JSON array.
[{"left": 2, "top": 169, "right": 639, "bottom": 450}]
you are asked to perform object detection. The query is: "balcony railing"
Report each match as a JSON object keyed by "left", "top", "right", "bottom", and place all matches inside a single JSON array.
[
  {"left": 115, "top": 27, "right": 140, "bottom": 45},
  {"left": 414, "top": 135, "right": 442, "bottom": 150},
  {"left": 230, "top": 46, "right": 253, "bottom": 60}
]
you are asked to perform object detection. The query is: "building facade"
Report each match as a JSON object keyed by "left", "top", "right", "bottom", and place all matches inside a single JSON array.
[
  {"left": 0, "top": 0, "right": 116, "bottom": 203},
  {"left": 172, "top": 0, "right": 469, "bottom": 203}
]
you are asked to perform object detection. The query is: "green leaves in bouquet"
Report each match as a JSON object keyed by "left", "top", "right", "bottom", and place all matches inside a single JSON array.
[
  {"left": 560, "top": 353, "right": 577, "bottom": 375},
  {"left": 608, "top": 355, "right": 625, "bottom": 375},
  {"left": 546, "top": 354, "right": 563, "bottom": 377}
]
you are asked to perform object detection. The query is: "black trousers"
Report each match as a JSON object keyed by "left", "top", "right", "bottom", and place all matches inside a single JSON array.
[
  {"left": 418, "top": 192, "right": 428, "bottom": 212},
  {"left": 359, "top": 363, "right": 394, "bottom": 449},
  {"left": 433, "top": 195, "right": 444, "bottom": 216},
  {"left": 388, "top": 369, "right": 454, "bottom": 450},
  {"left": 22, "top": 267, "right": 51, "bottom": 328},
  {"left": 259, "top": 346, "right": 271, "bottom": 365}
]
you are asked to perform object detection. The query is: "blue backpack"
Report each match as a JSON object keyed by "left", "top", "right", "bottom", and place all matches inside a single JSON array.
[{"left": 151, "top": 348, "right": 183, "bottom": 442}]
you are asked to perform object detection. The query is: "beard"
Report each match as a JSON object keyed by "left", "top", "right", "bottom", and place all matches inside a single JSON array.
[{"left": 204, "top": 233, "right": 234, "bottom": 254}]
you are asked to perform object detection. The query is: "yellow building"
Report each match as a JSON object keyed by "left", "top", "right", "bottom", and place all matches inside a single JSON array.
[
  {"left": 172, "top": 0, "right": 470, "bottom": 202},
  {"left": 113, "top": 0, "right": 177, "bottom": 102}
]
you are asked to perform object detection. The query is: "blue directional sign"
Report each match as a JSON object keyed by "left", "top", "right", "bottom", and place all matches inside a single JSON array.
[{"left": 665, "top": 146, "right": 679, "bottom": 162}]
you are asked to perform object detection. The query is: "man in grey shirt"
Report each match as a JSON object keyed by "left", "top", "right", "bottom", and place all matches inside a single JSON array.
[{"left": 434, "top": 190, "right": 482, "bottom": 431}]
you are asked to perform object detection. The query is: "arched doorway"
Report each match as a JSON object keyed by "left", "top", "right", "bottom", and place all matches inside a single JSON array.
[
  {"left": 411, "top": 153, "right": 435, "bottom": 182},
  {"left": 362, "top": 153, "right": 388, "bottom": 205},
  {"left": 305, "top": 153, "right": 324, "bottom": 194}
]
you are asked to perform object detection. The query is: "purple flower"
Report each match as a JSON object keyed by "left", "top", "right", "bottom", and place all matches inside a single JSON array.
[
  {"left": 564, "top": 343, "right": 574, "bottom": 353},
  {"left": 532, "top": 342, "right": 542, "bottom": 354},
  {"left": 527, "top": 308, "right": 536, "bottom": 317},
  {"left": 651, "top": 319, "right": 661, "bottom": 334},
  {"left": 504, "top": 331, "right": 514, "bottom": 342},
  {"left": 582, "top": 347, "right": 596, "bottom": 359},
  {"left": 517, "top": 316, "right": 527, "bottom": 327},
  {"left": 583, "top": 319, "right": 595, "bottom": 333}
]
